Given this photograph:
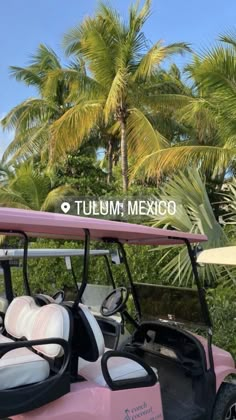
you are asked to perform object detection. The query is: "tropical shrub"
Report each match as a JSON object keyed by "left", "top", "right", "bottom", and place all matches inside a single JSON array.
[
  {"left": 207, "top": 286, "right": 236, "bottom": 358},
  {"left": 9, "top": 238, "right": 169, "bottom": 296},
  {"left": 149, "top": 168, "right": 236, "bottom": 286}
]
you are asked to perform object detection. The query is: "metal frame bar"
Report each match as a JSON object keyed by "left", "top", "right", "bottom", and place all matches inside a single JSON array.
[
  {"left": 103, "top": 255, "right": 116, "bottom": 289},
  {"left": 185, "top": 239, "right": 215, "bottom": 372},
  {"left": 69, "top": 259, "right": 80, "bottom": 293},
  {"left": 1, "top": 260, "right": 14, "bottom": 302},
  {"left": 184, "top": 240, "right": 212, "bottom": 327},
  {"left": 73, "top": 229, "right": 90, "bottom": 308},
  {"left": 0, "top": 229, "right": 30, "bottom": 296},
  {"left": 117, "top": 242, "right": 142, "bottom": 321}
]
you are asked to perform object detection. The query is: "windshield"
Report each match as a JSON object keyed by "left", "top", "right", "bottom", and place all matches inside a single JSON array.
[{"left": 134, "top": 283, "right": 206, "bottom": 326}]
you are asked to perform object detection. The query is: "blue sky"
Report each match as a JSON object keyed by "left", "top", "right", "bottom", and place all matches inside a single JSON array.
[{"left": 0, "top": 0, "right": 235, "bottom": 156}]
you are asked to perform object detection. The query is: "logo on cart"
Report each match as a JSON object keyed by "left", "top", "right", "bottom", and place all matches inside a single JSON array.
[
  {"left": 123, "top": 402, "right": 162, "bottom": 420},
  {"left": 124, "top": 409, "right": 131, "bottom": 420}
]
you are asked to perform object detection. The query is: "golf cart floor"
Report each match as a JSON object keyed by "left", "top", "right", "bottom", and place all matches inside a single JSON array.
[
  {"left": 161, "top": 389, "right": 205, "bottom": 420},
  {"left": 142, "top": 353, "right": 206, "bottom": 420}
]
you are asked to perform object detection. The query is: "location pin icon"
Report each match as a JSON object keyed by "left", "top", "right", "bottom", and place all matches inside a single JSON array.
[{"left": 61, "top": 202, "right": 71, "bottom": 214}]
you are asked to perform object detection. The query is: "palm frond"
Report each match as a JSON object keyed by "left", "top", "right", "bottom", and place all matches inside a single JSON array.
[
  {"left": 50, "top": 100, "right": 103, "bottom": 162},
  {"left": 133, "top": 42, "right": 191, "bottom": 81},
  {"left": 28, "top": 44, "right": 61, "bottom": 71},
  {"left": 150, "top": 168, "right": 231, "bottom": 286},
  {"left": 219, "top": 29, "right": 236, "bottom": 49},
  {"left": 2, "top": 124, "right": 49, "bottom": 164},
  {"left": 1, "top": 99, "right": 57, "bottom": 132},
  {"left": 41, "top": 185, "right": 76, "bottom": 211},
  {"left": 9, "top": 66, "right": 42, "bottom": 88},
  {"left": 126, "top": 108, "right": 168, "bottom": 161},
  {"left": 104, "top": 67, "right": 127, "bottom": 122},
  {"left": 132, "top": 144, "right": 236, "bottom": 179},
  {"left": 129, "top": 0, "right": 152, "bottom": 33}
]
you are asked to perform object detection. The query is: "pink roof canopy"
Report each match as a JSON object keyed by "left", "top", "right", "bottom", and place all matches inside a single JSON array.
[{"left": 0, "top": 207, "right": 207, "bottom": 245}]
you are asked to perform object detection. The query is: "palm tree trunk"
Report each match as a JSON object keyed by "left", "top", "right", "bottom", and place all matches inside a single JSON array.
[
  {"left": 120, "top": 119, "right": 128, "bottom": 192},
  {"left": 107, "top": 137, "right": 113, "bottom": 184}
]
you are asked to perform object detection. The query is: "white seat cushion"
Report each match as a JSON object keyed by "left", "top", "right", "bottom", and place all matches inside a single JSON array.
[
  {"left": 79, "top": 355, "right": 149, "bottom": 387},
  {"left": 5, "top": 296, "right": 70, "bottom": 358},
  {"left": 0, "top": 334, "right": 13, "bottom": 344},
  {"left": 0, "top": 329, "right": 50, "bottom": 391},
  {"left": 5, "top": 296, "right": 39, "bottom": 339},
  {"left": 0, "top": 296, "right": 70, "bottom": 390},
  {"left": 31, "top": 303, "right": 70, "bottom": 358},
  {"left": 0, "top": 347, "right": 50, "bottom": 390}
]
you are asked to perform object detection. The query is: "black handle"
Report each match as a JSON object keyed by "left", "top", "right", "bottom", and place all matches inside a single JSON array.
[
  {"left": 0, "top": 337, "right": 70, "bottom": 376},
  {"left": 101, "top": 350, "right": 157, "bottom": 391}
]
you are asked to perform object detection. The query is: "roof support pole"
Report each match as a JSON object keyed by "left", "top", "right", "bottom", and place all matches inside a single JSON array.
[
  {"left": 117, "top": 242, "right": 142, "bottom": 321},
  {"left": 1, "top": 260, "right": 14, "bottom": 303},
  {"left": 73, "top": 229, "right": 90, "bottom": 308},
  {"left": 185, "top": 239, "right": 215, "bottom": 375},
  {"left": 0, "top": 229, "right": 30, "bottom": 296},
  {"left": 103, "top": 255, "right": 116, "bottom": 289}
]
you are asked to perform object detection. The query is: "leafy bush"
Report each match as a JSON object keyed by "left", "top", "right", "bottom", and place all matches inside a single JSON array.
[
  {"left": 207, "top": 286, "right": 236, "bottom": 359},
  {"left": 10, "top": 239, "right": 167, "bottom": 297}
]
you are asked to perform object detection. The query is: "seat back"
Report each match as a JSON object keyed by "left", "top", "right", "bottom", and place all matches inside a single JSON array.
[
  {"left": 5, "top": 296, "right": 70, "bottom": 358},
  {"left": 76, "top": 304, "right": 105, "bottom": 362}
]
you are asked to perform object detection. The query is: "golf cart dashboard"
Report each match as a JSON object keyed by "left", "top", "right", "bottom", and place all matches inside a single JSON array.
[
  {"left": 143, "top": 340, "right": 178, "bottom": 360},
  {"left": 126, "top": 322, "right": 206, "bottom": 375}
]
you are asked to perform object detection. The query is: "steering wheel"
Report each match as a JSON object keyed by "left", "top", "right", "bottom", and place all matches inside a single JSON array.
[
  {"left": 34, "top": 290, "right": 65, "bottom": 306},
  {"left": 52, "top": 290, "right": 65, "bottom": 304},
  {"left": 100, "top": 287, "right": 129, "bottom": 317}
]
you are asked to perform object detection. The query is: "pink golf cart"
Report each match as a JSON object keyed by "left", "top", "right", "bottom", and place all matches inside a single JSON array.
[{"left": 0, "top": 207, "right": 235, "bottom": 420}]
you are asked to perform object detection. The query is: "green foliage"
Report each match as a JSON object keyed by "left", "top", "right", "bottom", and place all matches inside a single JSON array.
[
  {"left": 207, "top": 286, "right": 236, "bottom": 359},
  {"left": 150, "top": 168, "right": 235, "bottom": 286},
  {"left": 10, "top": 238, "right": 168, "bottom": 297},
  {"left": 0, "top": 162, "right": 75, "bottom": 211},
  {"left": 1, "top": 44, "right": 83, "bottom": 165},
  {"left": 133, "top": 32, "right": 236, "bottom": 181},
  {"left": 11, "top": 239, "right": 108, "bottom": 296},
  {"left": 55, "top": 152, "right": 113, "bottom": 196}
]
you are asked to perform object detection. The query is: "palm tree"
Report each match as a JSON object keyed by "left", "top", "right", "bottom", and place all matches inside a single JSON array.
[
  {"left": 0, "top": 162, "right": 75, "bottom": 211},
  {"left": 1, "top": 44, "right": 83, "bottom": 164},
  {"left": 133, "top": 32, "right": 236, "bottom": 183},
  {"left": 49, "top": 0, "right": 190, "bottom": 191},
  {"left": 149, "top": 168, "right": 236, "bottom": 286}
]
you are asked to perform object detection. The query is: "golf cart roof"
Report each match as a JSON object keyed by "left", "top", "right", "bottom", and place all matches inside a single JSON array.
[
  {"left": 197, "top": 246, "right": 236, "bottom": 266},
  {"left": 0, "top": 248, "right": 110, "bottom": 261},
  {"left": 0, "top": 208, "right": 207, "bottom": 245}
]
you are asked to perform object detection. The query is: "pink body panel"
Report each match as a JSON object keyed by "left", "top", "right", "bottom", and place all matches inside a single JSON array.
[
  {"left": 0, "top": 207, "right": 207, "bottom": 245},
  {"left": 12, "top": 381, "right": 163, "bottom": 420},
  {"left": 196, "top": 334, "right": 236, "bottom": 390}
]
